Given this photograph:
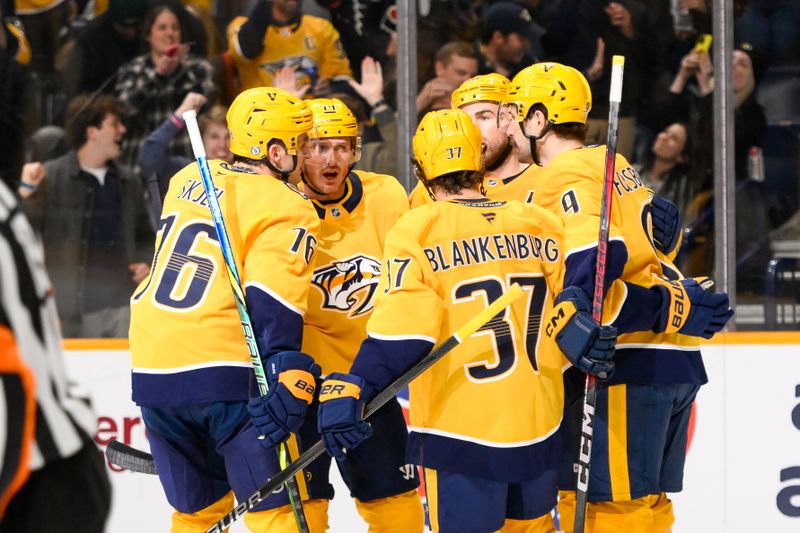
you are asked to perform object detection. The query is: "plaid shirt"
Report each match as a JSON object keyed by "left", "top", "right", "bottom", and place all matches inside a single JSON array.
[{"left": 114, "top": 54, "right": 216, "bottom": 170}]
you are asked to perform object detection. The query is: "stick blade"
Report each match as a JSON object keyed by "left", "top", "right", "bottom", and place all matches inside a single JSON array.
[{"left": 106, "top": 439, "right": 158, "bottom": 475}]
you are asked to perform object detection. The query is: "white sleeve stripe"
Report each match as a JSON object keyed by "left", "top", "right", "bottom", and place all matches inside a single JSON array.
[
  {"left": 244, "top": 281, "right": 305, "bottom": 316},
  {"left": 565, "top": 236, "right": 626, "bottom": 260},
  {"left": 615, "top": 343, "right": 701, "bottom": 352},
  {"left": 133, "top": 361, "right": 253, "bottom": 374},
  {"left": 408, "top": 421, "right": 562, "bottom": 448},
  {"left": 368, "top": 332, "right": 437, "bottom": 344}
]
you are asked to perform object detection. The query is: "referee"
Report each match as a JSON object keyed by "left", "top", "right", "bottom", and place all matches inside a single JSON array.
[{"left": 0, "top": 177, "right": 110, "bottom": 533}]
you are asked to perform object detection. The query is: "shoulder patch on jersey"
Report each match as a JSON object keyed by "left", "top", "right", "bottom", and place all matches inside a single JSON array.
[{"left": 312, "top": 254, "right": 382, "bottom": 317}]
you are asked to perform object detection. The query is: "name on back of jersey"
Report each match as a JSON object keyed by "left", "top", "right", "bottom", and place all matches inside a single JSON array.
[
  {"left": 612, "top": 166, "right": 645, "bottom": 197},
  {"left": 424, "top": 232, "right": 560, "bottom": 273},
  {"left": 312, "top": 253, "right": 381, "bottom": 317},
  {"left": 177, "top": 178, "right": 224, "bottom": 207}
]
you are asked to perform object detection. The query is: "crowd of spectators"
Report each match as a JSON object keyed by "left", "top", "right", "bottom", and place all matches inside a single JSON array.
[{"left": 1, "top": 0, "right": 799, "bottom": 334}]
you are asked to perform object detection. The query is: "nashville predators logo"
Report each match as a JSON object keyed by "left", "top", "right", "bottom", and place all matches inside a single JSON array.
[{"left": 312, "top": 254, "right": 381, "bottom": 317}]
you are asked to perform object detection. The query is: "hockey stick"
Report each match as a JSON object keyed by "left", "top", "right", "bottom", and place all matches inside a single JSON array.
[
  {"left": 106, "top": 440, "right": 158, "bottom": 475},
  {"left": 182, "top": 110, "right": 309, "bottom": 533},
  {"left": 204, "top": 284, "right": 526, "bottom": 533},
  {"left": 573, "top": 56, "right": 625, "bottom": 533}
]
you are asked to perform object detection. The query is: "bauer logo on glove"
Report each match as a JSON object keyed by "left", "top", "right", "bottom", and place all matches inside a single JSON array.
[
  {"left": 319, "top": 379, "right": 362, "bottom": 401},
  {"left": 662, "top": 279, "right": 689, "bottom": 330},
  {"left": 278, "top": 369, "right": 316, "bottom": 403}
]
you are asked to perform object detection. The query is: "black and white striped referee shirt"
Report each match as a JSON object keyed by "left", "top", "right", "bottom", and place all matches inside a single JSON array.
[{"left": 0, "top": 181, "right": 95, "bottom": 470}]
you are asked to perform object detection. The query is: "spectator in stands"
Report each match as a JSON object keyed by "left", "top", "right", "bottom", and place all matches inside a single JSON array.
[
  {"left": 114, "top": 2, "right": 216, "bottom": 170},
  {"left": 668, "top": 42, "right": 768, "bottom": 181},
  {"left": 637, "top": 122, "right": 698, "bottom": 217},
  {"left": 581, "top": 0, "right": 658, "bottom": 160},
  {"left": 735, "top": 0, "right": 799, "bottom": 65},
  {"left": 477, "top": 2, "right": 543, "bottom": 78},
  {"left": 346, "top": 56, "right": 397, "bottom": 177},
  {"left": 138, "top": 93, "right": 232, "bottom": 202},
  {"left": 315, "top": 0, "right": 395, "bottom": 72},
  {"left": 62, "top": 0, "right": 147, "bottom": 100},
  {"left": 227, "top": 0, "right": 353, "bottom": 96},
  {"left": 416, "top": 41, "right": 478, "bottom": 114},
  {"left": 17, "top": 94, "right": 154, "bottom": 338},
  {"left": 671, "top": 43, "right": 772, "bottom": 295},
  {"left": 0, "top": 12, "right": 29, "bottom": 189},
  {"left": 13, "top": 0, "right": 69, "bottom": 88}
]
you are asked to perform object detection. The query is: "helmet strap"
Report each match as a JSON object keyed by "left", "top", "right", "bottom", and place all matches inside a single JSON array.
[
  {"left": 266, "top": 155, "right": 298, "bottom": 182},
  {"left": 300, "top": 171, "right": 326, "bottom": 196},
  {"left": 486, "top": 139, "right": 513, "bottom": 171},
  {"left": 528, "top": 120, "right": 553, "bottom": 167}
]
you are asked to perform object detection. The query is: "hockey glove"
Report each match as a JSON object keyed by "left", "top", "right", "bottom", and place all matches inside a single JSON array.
[
  {"left": 247, "top": 351, "right": 321, "bottom": 449},
  {"left": 650, "top": 195, "right": 683, "bottom": 258},
  {"left": 545, "top": 287, "right": 617, "bottom": 380},
  {"left": 655, "top": 277, "right": 734, "bottom": 339},
  {"left": 317, "top": 373, "right": 373, "bottom": 460}
]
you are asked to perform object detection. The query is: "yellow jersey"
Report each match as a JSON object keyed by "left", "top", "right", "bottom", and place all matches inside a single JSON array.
[
  {"left": 408, "top": 164, "right": 541, "bottom": 208},
  {"left": 130, "top": 161, "right": 320, "bottom": 406},
  {"left": 301, "top": 171, "right": 408, "bottom": 375},
  {"left": 227, "top": 15, "right": 352, "bottom": 93},
  {"left": 14, "top": 0, "right": 63, "bottom": 15},
  {"left": 350, "top": 198, "right": 568, "bottom": 482},
  {"left": 531, "top": 146, "right": 704, "bottom": 385}
]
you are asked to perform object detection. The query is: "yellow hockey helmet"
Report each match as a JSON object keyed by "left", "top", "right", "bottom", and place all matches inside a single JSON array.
[
  {"left": 413, "top": 109, "right": 483, "bottom": 181},
  {"left": 307, "top": 98, "right": 359, "bottom": 138},
  {"left": 227, "top": 87, "right": 313, "bottom": 159},
  {"left": 451, "top": 73, "right": 510, "bottom": 109},
  {"left": 306, "top": 97, "right": 361, "bottom": 163},
  {"left": 506, "top": 62, "right": 592, "bottom": 125}
]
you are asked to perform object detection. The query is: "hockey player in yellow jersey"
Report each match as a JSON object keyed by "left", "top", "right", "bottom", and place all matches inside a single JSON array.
[
  {"left": 504, "top": 63, "right": 734, "bottom": 533},
  {"left": 294, "top": 97, "right": 425, "bottom": 531},
  {"left": 409, "top": 73, "right": 539, "bottom": 208},
  {"left": 316, "top": 108, "right": 618, "bottom": 533},
  {"left": 130, "top": 87, "right": 328, "bottom": 532},
  {"left": 228, "top": 0, "right": 352, "bottom": 94}
]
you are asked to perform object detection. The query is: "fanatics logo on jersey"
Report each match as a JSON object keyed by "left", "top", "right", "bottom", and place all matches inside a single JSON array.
[
  {"left": 487, "top": 178, "right": 498, "bottom": 187},
  {"left": 312, "top": 254, "right": 381, "bottom": 317},
  {"left": 331, "top": 207, "right": 341, "bottom": 218}
]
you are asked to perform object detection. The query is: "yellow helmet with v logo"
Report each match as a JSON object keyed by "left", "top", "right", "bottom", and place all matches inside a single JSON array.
[
  {"left": 227, "top": 87, "right": 313, "bottom": 159},
  {"left": 507, "top": 62, "right": 592, "bottom": 125}
]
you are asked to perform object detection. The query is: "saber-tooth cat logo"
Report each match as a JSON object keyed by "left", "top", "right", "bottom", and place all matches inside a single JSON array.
[{"left": 312, "top": 254, "right": 381, "bottom": 317}]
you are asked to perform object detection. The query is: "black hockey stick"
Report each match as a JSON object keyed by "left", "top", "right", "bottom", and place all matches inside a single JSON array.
[
  {"left": 105, "top": 439, "right": 158, "bottom": 475},
  {"left": 573, "top": 55, "right": 625, "bottom": 533},
  {"left": 203, "top": 284, "right": 525, "bottom": 533}
]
